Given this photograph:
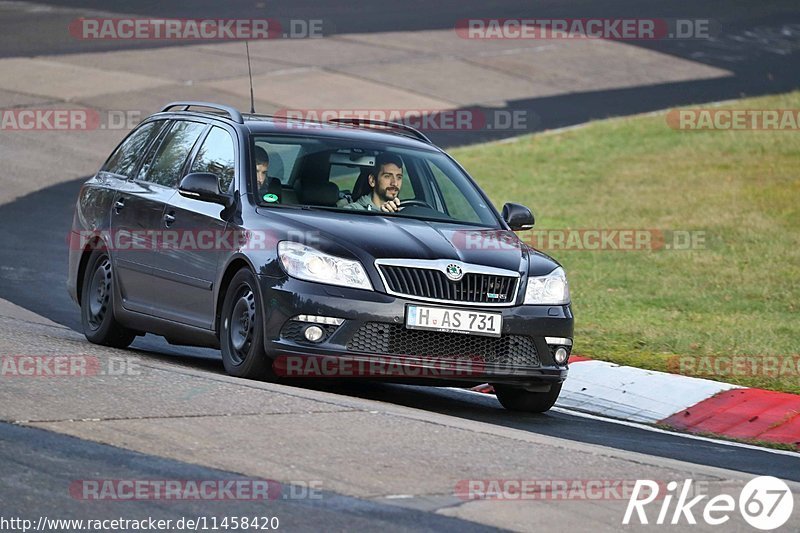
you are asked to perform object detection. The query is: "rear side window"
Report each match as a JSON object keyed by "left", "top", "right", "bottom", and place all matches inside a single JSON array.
[
  {"left": 329, "top": 164, "right": 361, "bottom": 192},
  {"left": 191, "top": 126, "right": 236, "bottom": 193},
  {"left": 253, "top": 140, "right": 302, "bottom": 184},
  {"left": 102, "top": 120, "right": 165, "bottom": 178},
  {"left": 139, "top": 121, "right": 206, "bottom": 187}
]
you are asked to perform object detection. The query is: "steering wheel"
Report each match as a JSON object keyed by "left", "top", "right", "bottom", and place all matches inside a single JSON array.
[{"left": 398, "top": 199, "right": 434, "bottom": 210}]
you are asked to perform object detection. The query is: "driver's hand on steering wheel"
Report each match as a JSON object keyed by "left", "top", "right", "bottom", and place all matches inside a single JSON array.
[{"left": 380, "top": 198, "right": 401, "bottom": 213}]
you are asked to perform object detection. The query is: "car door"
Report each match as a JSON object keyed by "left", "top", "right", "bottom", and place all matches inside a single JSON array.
[
  {"left": 111, "top": 119, "right": 207, "bottom": 317},
  {"left": 105, "top": 119, "right": 169, "bottom": 313},
  {"left": 154, "top": 125, "right": 237, "bottom": 329}
]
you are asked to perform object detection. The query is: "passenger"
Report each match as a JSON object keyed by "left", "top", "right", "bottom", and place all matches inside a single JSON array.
[
  {"left": 344, "top": 153, "right": 403, "bottom": 212},
  {"left": 254, "top": 146, "right": 270, "bottom": 190}
]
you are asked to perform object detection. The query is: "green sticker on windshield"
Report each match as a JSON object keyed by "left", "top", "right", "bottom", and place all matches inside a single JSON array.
[{"left": 263, "top": 193, "right": 279, "bottom": 203}]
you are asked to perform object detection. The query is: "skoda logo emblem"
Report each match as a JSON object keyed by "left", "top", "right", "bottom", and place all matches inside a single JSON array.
[{"left": 445, "top": 263, "right": 463, "bottom": 281}]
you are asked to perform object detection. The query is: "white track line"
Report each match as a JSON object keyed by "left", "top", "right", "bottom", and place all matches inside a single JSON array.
[{"left": 449, "top": 387, "right": 800, "bottom": 458}]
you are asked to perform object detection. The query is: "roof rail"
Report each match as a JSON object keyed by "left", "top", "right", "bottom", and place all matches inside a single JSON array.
[
  {"left": 327, "top": 117, "right": 432, "bottom": 144},
  {"left": 160, "top": 101, "right": 244, "bottom": 124}
]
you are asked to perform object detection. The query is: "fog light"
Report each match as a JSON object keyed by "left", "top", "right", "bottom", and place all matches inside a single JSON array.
[
  {"left": 554, "top": 347, "right": 569, "bottom": 365},
  {"left": 303, "top": 325, "right": 324, "bottom": 342}
]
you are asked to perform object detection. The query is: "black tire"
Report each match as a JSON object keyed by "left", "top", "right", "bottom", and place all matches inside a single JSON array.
[
  {"left": 493, "top": 383, "right": 562, "bottom": 413},
  {"left": 219, "top": 269, "right": 276, "bottom": 380},
  {"left": 80, "top": 250, "right": 136, "bottom": 349}
]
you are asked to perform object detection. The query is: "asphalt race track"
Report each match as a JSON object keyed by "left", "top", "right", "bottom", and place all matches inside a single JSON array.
[
  {"left": 0, "top": 177, "right": 797, "bottom": 522},
  {"left": 2, "top": 423, "right": 498, "bottom": 532},
  {"left": 1, "top": 0, "right": 799, "bottom": 145}
]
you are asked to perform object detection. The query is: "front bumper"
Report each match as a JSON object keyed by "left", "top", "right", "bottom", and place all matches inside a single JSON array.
[{"left": 258, "top": 275, "right": 573, "bottom": 387}]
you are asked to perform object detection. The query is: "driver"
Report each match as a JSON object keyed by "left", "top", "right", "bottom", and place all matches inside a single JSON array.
[{"left": 344, "top": 153, "right": 403, "bottom": 212}]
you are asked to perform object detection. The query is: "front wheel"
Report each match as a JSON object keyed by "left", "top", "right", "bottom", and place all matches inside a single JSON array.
[
  {"left": 493, "top": 383, "right": 562, "bottom": 413},
  {"left": 80, "top": 250, "right": 136, "bottom": 348},
  {"left": 219, "top": 269, "right": 275, "bottom": 380}
]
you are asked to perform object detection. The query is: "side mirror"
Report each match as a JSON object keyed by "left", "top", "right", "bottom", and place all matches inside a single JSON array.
[
  {"left": 179, "top": 173, "right": 230, "bottom": 206},
  {"left": 502, "top": 202, "right": 535, "bottom": 231}
]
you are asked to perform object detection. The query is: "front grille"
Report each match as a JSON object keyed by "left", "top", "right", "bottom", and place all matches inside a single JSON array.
[
  {"left": 346, "top": 322, "right": 539, "bottom": 367},
  {"left": 379, "top": 265, "right": 517, "bottom": 304}
]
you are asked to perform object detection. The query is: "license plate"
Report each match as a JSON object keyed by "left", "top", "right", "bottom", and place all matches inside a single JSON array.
[{"left": 406, "top": 305, "right": 502, "bottom": 338}]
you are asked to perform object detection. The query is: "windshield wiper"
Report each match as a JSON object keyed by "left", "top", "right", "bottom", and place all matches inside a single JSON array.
[{"left": 290, "top": 205, "right": 496, "bottom": 227}]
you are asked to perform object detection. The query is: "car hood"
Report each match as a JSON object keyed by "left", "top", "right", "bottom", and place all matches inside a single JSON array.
[{"left": 254, "top": 207, "right": 560, "bottom": 276}]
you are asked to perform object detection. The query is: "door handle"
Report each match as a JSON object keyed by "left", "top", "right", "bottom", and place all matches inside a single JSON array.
[
  {"left": 163, "top": 213, "right": 176, "bottom": 226},
  {"left": 114, "top": 199, "right": 125, "bottom": 213}
]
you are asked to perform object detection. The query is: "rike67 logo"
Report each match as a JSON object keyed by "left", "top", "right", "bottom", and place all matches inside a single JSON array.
[{"left": 624, "top": 477, "right": 794, "bottom": 530}]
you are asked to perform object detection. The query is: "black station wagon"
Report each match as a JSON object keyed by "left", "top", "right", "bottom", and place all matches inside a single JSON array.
[{"left": 68, "top": 102, "right": 574, "bottom": 412}]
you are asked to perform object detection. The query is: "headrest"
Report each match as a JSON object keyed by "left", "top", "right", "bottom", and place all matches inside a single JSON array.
[
  {"left": 352, "top": 167, "right": 373, "bottom": 199},
  {"left": 297, "top": 181, "right": 340, "bottom": 206}
]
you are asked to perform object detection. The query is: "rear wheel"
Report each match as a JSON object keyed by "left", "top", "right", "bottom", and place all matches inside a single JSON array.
[
  {"left": 493, "top": 383, "right": 562, "bottom": 413},
  {"left": 80, "top": 250, "right": 136, "bottom": 348},
  {"left": 220, "top": 269, "right": 275, "bottom": 380}
]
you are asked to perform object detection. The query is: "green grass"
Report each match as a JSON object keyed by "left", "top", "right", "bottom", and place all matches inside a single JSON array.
[
  {"left": 653, "top": 424, "right": 800, "bottom": 452},
  {"left": 451, "top": 92, "right": 800, "bottom": 394}
]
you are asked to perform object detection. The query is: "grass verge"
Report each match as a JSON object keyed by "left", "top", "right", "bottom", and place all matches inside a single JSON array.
[{"left": 451, "top": 92, "right": 800, "bottom": 394}]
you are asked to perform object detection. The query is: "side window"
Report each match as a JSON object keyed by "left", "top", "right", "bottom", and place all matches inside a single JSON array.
[
  {"left": 139, "top": 121, "right": 206, "bottom": 187},
  {"left": 191, "top": 127, "right": 236, "bottom": 192},
  {"left": 329, "top": 164, "right": 361, "bottom": 192},
  {"left": 397, "top": 165, "right": 415, "bottom": 200},
  {"left": 428, "top": 161, "right": 481, "bottom": 223},
  {"left": 254, "top": 141, "right": 302, "bottom": 184},
  {"left": 102, "top": 120, "right": 165, "bottom": 178}
]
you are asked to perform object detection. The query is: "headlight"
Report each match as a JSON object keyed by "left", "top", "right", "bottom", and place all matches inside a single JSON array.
[
  {"left": 524, "top": 267, "right": 570, "bottom": 305},
  {"left": 278, "top": 241, "right": 373, "bottom": 290}
]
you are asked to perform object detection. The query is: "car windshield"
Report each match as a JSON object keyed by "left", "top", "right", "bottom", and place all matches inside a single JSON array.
[{"left": 251, "top": 134, "right": 500, "bottom": 227}]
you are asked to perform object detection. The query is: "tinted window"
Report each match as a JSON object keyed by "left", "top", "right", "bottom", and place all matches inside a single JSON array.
[
  {"left": 330, "top": 164, "right": 416, "bottom": 199},
  {"left": 191, "top": 127, "right": 236, "bottom": 192},
  {"left": 140, "top": 121, "right": 206, "bottom": 187},
  {"left": 329, "top": 164, "right": 361, "bottom": 192},
  {"left": 251, "top": 135, "right": 499, "bottom": 227},
  {"left": 253, "top": 140, "right": 302, "bottom": 184},
  {"left": 102, "top": 120, "right": 164, "bottom": 178},
  {"left": 428, "top": 160, "right": 482, "bottom": 223}
]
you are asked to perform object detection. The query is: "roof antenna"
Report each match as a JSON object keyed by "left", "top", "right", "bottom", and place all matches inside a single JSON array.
[{"left": 245, "top": 41, "right": 256, "bottom": 114}]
